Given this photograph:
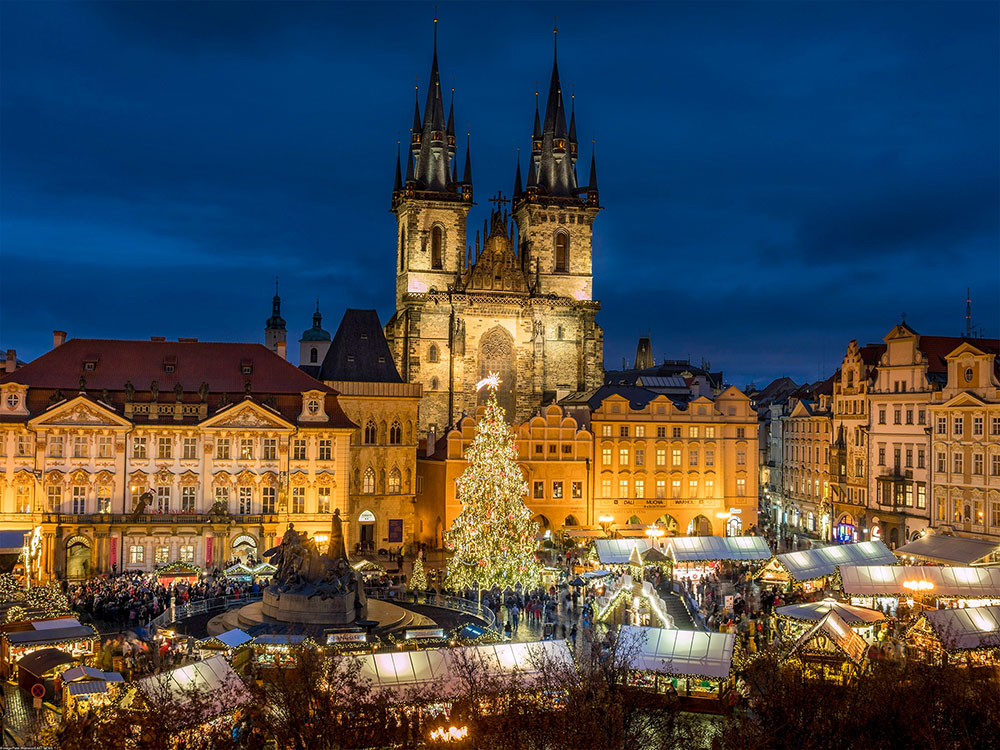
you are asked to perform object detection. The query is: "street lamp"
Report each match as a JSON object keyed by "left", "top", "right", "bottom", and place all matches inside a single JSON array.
[
  {"left": 598, "top": 515, "right": 615, "bottom": 538},
  {"left": 645, "top": 525, "right": 664, "bottom": 550}
]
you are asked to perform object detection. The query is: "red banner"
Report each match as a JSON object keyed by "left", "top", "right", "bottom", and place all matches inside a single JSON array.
[
  {"left": 206, "top": 537, "right": 213, "bottom": 566},
  {"left": 109, "top": 537, "right": 117, "bottom": 567}
]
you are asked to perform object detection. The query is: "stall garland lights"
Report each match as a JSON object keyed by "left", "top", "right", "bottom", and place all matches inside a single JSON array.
[
  {"left": 443, "top": 383, "right": 542, "bottom": 592},
  {"left": 595, "top": 585, "right": 671, "bottom": 627}
]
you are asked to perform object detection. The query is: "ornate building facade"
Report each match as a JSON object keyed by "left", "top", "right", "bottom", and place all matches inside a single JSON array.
[
  {"left": 0, "top": 335, "right": 356, "bottom": 580},
  {"left": 384, "top": 35, "right": 604, "bottom": 433}
]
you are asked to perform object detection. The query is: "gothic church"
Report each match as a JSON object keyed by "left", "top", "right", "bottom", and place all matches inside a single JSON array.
[{"left": 385, "top": 30, "right": 604, "bottom": 432}]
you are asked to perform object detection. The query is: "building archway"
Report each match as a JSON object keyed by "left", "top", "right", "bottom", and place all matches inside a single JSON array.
[
  {"left": 564, "top": 515, "right": 580, "bottom": 527},
  {"left": 687, "top": 515, "right": 712, "bottom": 537},
  {"left": 65, "top": 535, "right": 92, "bottom": 580},
  {"left": 835, "top": 513, "right": 857, "bottom": 544},
  {"left": 888, "top": 527, "right": 899, "bottom": 549},
  {"left": 626, "top": 515, "right": 643, "bottom": 526},
  {"left": 654, "top": 514, "right": 679, "bottom": 536},
  {"left": 358, "top": 509, "right": 376, "bottom": 554},
  {"left": 532, "top": 514, "right": 551, "bottom": 531},
  {"left": 231, "top": 534, "right": 258, "bottom": 564},
  {"left": 726, "top": 516, "right": 743, "bottom": 537},
  {"left": 478, "top": 326, "right": 516, "bottom": 417}
]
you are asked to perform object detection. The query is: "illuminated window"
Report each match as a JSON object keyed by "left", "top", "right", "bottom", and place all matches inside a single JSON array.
[
  {"left": 388, "top": 468, "right": 401, "bottom": 494},
  {"left": 619, "top": 479, "right": 629, "bottom": 498},
  {"left": 656, "top": 480, "right": 666, "bottom": 498},
  {"left": 656, "top": 449, "right": 666, "bottom": 466},
  {"left": 571, "top": 481, "right": 582, "bottom": 499},
  {"left": 216, "top": 438, "right": 230, "bottom": 460},
  {"left": 737, "top": 478, "right": 746, "bottom": 496},
  {"left": 552, "top": 481, "right": 563, "bottom": 499},
  {"left": 240, "top": 438, "right": 254, "bottom": 460},
  {"left": 362, "top": 468, "right": 375, "bottom": 494},
  {"left": 215, "top": 486, "right": 229, "bottom": 511},
  {"left": 619, "top": 448, "right": 629, "bottom": 466},
  {"left": 554, "top": 232, "right": 569, "bottom": 272},
  {"left": 47, "top": 486, "right": 62, "bottom": 512},
  {"left": 318, "top": 439, "right": 333, "bottom": 461},
  {"left": 129, "top": 545, "right": 144, "bottom": 565},
  {"left": 705, "top": 426, "right": 715, "bottom": 438},
  {"left": 292, "top": 487, "right": 305, "bottom": 513},
  {"left": 73, "top": 435, "right": 88, "bottom": 458},
  {"left": 672, "top": 480, "right": 681, "bottom": 498},
  {"left": 317, "top": 487, "right": 331, "bottom": 514},
  {"left": 48, "top": 436, "right": 64, "bottom": 458},
  {"left": 602, "top": 448, "right": 612, "bottom": 466},
  {"left": 672, "top": 449, "right": 681, "bottom": 467},
  {"left": 635, "top": 425, "right": 645, "bottom": 438},
  {"left": 431, "top": 225, "right": 443, "bottom": 269},
  {"left": 181, "top": 486, "right": 196, "bottom": 513},
  {"left": 158, "top": 436, "right": 172, "bottom": 459},
  {"left": 179, "top": 545, "right": 194, "bottom": 563},
  {"left": 634, "top": 479, "right": 644, "bottom": 498},
  {"left": 688, "top": 479, "right": 698, "bottom": 497},
  {"left": 155, "top": 546, "right": 169, "bottom": 565},
  {"left": 705, "top": 479, "right": 714, "bottom": 496},
  {"left": 239, "top": 487, "right": 253, "bottom": 514},
  {"left": 601, "top": 478, "right": 612, "bottom": 497},
  {"left": 156, "top": 486, "right": 170, "bottom": 513},
  {"left": 689, "top": 426, "right": 698, "bottom": 438}
]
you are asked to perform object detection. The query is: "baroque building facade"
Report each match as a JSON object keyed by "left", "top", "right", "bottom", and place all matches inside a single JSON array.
[
  {"left": 384, "top": 35, "right": 604, "bottom": 434},
  {"left": 0, "top": 334, "right": 356, "bottom": 580}
]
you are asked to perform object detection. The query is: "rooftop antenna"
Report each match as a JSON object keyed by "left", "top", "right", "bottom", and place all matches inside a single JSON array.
[
  {"left": 274, "top": 276, "right": 278, "bottom": 296},
  {"left": 966, "top": 287, "right": 972, "bottom": 337}
]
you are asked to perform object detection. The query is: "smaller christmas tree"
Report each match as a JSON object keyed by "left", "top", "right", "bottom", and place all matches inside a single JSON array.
[{"left": 409, "top": 555, "right": 427, "bottom": 591}]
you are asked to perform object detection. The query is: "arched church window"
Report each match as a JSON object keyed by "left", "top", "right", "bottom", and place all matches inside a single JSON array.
[
  {"left": 400, "top": 227, "right": 406, "bottom": 272},
  {"left": 479, "top": 326, "right": 516, "bottom": 417},
  {"left": 431, "top": 225, "right": 443, "bottom": 269},
  {"left": 389, "top": 420, "right": 402, "bottom": 445},
  {"left": 430, "top": 377, "right": 439, "bottom": 390},
  {"left": 847, "top": 371, "right": 854, "bottom": 388},
  {"left": 364, "top": 419, "right": 377, "bottom": 445},
  {"left": 428, "top": 345, "right": 439, "bottom": 362},
  {"left": 310, "top": 347, "right": 318, "bottom": 364},
  {"left": 554, "top": 232, "right": 569, "bottom": 273},
  {"left": 388, "top": 468, "right": 401, "bottom": 494},
  {"left": 362, "top": 468, "right": 375, "bottom": 494}
]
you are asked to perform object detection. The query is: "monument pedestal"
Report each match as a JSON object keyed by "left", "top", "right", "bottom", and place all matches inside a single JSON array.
[{"left": 261, "top": 589, "right": 362, "bottom": 626}]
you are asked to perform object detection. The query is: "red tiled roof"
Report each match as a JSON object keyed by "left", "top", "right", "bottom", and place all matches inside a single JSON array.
[
  {"left": 916, "top": 336, "right": 1000, "bottom": 374},
  {"left": 0, "top": 339, "right": 356, "bottom": 429}
]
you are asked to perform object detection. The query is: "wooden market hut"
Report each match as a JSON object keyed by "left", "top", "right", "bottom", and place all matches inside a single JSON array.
[
  {"left": 758, "top": 541, "right": 897, "bottom": 591},
  {"left": 617, "top": 625, "right": 738, "bottom": 713},
  {"left": 894, "top": 534, "right": 1000, "bottom": 568},
  {"left": 905, "top": 604, "right": 1000, "bottom": 667},
  {"left": 838, "top": 565, "right": 1000, "bottom": 610},
  {"left": 17, "top": 647, "right": 76, "bottom": 701},
  {"left": 1, "top": 617, "right": 97, "bottom": 678},
  {"left": 783, "top": 610, "right": 868, "bottom": 684}
]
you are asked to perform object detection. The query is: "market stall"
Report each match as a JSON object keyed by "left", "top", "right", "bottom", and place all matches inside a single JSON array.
[
  {"left": 1, "top": 617, "right": 97, "bottom": 678},
  {"left": 197, "top": 628, "right": 253, "bottom": 670},
  {"left": 251, "top": 634, "right": 312, "bottom": 670},
  {"left": 838, "top": 565, "right": 1000, "bottom": 613},
  {"left": 617, "top": 625, "right": 737, "bottom": 712},
  {"left": 593, "top": 539, "right": 652, "bottom": 567},
  {"left": 667, "top": 536, "right": 771, "bottom": 581},
  {"left": 894, "top": 534, "right": 1000, "bottom": 567},
  {"left": 776, "top": 597, "right": 884, "bottom": 640},
  {"left": 16, "top": 647, "right": 76, "bottom": 701},
  {"left": 60, "top": 665, "right": 124, "bottom": 718},
  {"left": 757, "top": 541, "right": 897, "bottom": 591},
  {"left": 155, "top": 561, "right": 201, "bottom": 586},
  {"left": 783, "top": 610, "right": 868, "bottom": 684},
  {"left": 905, "top": 604, "right": 1000, "bottom": 667}
]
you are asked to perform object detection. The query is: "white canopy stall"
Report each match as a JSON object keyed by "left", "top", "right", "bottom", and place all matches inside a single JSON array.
[
  {"left": 758, "top": 541, "right": 897, "bottom": 590},
  {"left": 839, "top": 565, "right": 1000, "bottom": 610},
  {"left": 128, "top": 655, "right": 252, "bottom": 728},
  {"left": 667, "top": 536, "right": 771, "bottom": 564},
  {"left": 907, "top": 605, "right": 1000, "bottom": 666},
  {"left": 894, "top": 534, "right": 1000, "bottom": 567},
  {"left": 594, "top": 539, "right": 652, "bottom": 566}
]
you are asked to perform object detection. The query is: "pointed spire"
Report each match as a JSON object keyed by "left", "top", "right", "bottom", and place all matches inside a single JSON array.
[
  {"left": 412, "top": 87, "right": 421, "bottom": 132},
  {"left": 447, "top": 89, "right": 455, "bottom": 137},
  {"left": 589, "top": 142, "right": 599, "bottom": 191},
  {"left": 569, "top": 96, "right": 577, "bottom": 143},
  {"left": 266, "top": 277, "right": 285, "bottom": 330},
  {"left": 533, "top": 91, "right": 542, "bottom": 140},
  {"left": 393, "top": 141, "right": 402, "bottom": 192},
  {"left": 513, "top": 149, "right": 523, "bottom": 197},
  {"left": 412, "top": 16, "right": 452, "bottom": 191},
  {"left": 405, "top": 141, "right": 414, "bottom": 181},
  {"left": 463, "top": 133, "right": 473, "bottom": 185},
  {"left": 526, "top": 155, "right": 537, "bottom": 188}
]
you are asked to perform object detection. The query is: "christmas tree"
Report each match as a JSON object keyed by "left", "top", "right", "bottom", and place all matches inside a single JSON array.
[
  {"left": 408, "top": 555, "right": 427, "bottom": 591},
  {"left": 444, "top": 374, "right": 542, "bottom": 591}
]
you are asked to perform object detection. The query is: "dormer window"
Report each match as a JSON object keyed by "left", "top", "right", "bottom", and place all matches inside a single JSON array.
[
  {"left": 360, "top": 333, "right": 368, "bottom": 340},
  {"left": 164, "top": 364, "right": 175, "bottom": 373},
  {"left": 964, "top": 367, "right": 974, "bottom": 383},
  {"left": 84, "top": 362, "right": 96, "bottom": 372},
  {"left": 347, "top": 355, "right": 355, "bottom": 363},
  {"left": 241, "top": 361, "right": 253, "bottom": 375}
]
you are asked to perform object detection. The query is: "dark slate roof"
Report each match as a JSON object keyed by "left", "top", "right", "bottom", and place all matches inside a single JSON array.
[
  {"left": 605, "top": 359, "right": 722, "bottom": 391},
  {"left": 561, "top": 385, "right": 684, "bottom": 413},
  {"left": 316, "top": 310, "right": 403, "bottom": 384},
  {"left": 751, "top": 377, "right": 801, "bottom": 407}
]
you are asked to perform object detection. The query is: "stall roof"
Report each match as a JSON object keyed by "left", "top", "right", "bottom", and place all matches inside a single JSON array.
[
  {"left": 787, "top": 611, "right": 868, "bottom": 666},
  {"left": 776, "top": 598, "right": 885, "bottom": 626},
  {"left": 17, "top": 648, "right": 76, "bottom": 678},
  {"left": 252, "top": 634, "right": 308, "bottom": 646},
  {"left": 771, "top": 541, "right": 897, "bottom": 582},
  {"left": 201, "top": 628, "right": 252, "bottom": 649},
  {"left": 565, "top": 529, "right": 607, "bottom": 539},
  {"left": 840, "top": 566, "right": 1000, "bottom": 598},
  {"left": 594, "top": 539, "right": 651, "bottom": 565},
  {"left": 618, "top": 625, "right": 736, "bottom": 679},
  {"left": 5, "top": 624, "right": 96, "bottom": 646},
  {"left": 894, "top": 535, "right": 1000, "bottom": 566},
  {"left": 668, "top": 536, "right": 771, "bottom": 563},
  {"left": 133, "top": 655, "right": 251, "bottom": 725},
  {"left": 350, "top": 640, "right": 573, "bottom": 699},
  {"left": 62, "top": 665, "right": 107, "bottom": 682},
  {"left": 68, "top": 681, "right": 110, "bottom": 697},
  {"left": 919, "top": 605, "right": 1000, "bottom": 650}
]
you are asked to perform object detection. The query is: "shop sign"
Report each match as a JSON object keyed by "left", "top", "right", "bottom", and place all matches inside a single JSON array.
[
  {"left": 388, "top": 519, "right": 403, "bottom": 543},
  {"left": 358, "top": 510, "right": 376, "bottom": 523}
]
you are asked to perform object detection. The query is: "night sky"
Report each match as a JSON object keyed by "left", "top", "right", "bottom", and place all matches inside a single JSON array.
[{"left": 1, "top": 1, "right": 997, "bottom": 387}]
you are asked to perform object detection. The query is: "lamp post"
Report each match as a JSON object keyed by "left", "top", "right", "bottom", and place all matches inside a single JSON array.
[
  {"left": 645, "top": 524, "right": 664, "bottom": 550},
  {"left": 598, "top": 515, "right": 615, "bottom": 538}
]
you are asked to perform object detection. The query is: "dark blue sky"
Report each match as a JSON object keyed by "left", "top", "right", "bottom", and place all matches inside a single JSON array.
[{"left": 2, "top": 1, "right": 997, "bottom": 387}]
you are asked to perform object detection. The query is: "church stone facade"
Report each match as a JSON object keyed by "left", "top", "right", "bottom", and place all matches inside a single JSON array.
[{"left": 385, "top": 35, "right": 604, "bottom": 433}]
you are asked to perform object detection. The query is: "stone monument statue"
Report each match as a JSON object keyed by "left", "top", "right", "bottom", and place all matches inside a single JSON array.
[{"left": 329, "top": 508, "right": 347, "bottom": 561}]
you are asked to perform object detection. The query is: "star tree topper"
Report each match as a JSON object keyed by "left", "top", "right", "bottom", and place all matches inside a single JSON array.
[{"left": 476, "top": 371, "right": 502, "bottom": 392}]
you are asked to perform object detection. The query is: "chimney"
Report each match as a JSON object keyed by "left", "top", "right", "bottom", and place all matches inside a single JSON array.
[
  {"left": 426, "top": 426, "right": 437, "bottom": 457},
  {"left": 276, "top": 341, "right": 287, "bottom": 361},
  {"left": 4, "top": 349, "right": 15, "bottom": 374},
  {"left": 53, "top": 330, "right": 67, "bottom": 349}
]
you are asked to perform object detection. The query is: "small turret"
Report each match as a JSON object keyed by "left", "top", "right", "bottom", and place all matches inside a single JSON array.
[{"left": 264, "top": 278, "right": 287, "bottom": 355}]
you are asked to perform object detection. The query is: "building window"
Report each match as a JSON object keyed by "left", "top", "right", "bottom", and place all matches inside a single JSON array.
[
  {"left": 602, "top": 448, "right": 612, "bottom": 466},
  {"left": 893, "top": 409, "right": 901, "bottom": 425},
  {"left": 263, "top": 438, "right": 277, "bottom": 460},
  {"left": 156, "top": 486, "right": 170, "bottom": 513},
  {"left": 655, "top": 449, "right": 666, "bottom": 466},
  {"left": 292, "top": 439, "right": 307, "bottom": 461},
  {"left": 129, "top": 545, "right": 144, "bottom": 565},
  {"left": 571, "top": 482, "right": 582, "bottom": 499},
  {"left": 16, "top": 434, "right": 31, "bottom": 456},
  {"left": 181, "top": 486, "right": 196, "bottom": 513},
  {"left": 291, "top": 487, "right": 305, "bottom": 514},
  {"left": 238, "top": 486, "right": 253, "bottom": 514},
  {"left": 534, "top": 481, "right": 545, "bottom": 499},
  {"left": 318, "top": 439, "right": 333, "bottom": 461},
  {"left": 47, "top": 486, "right": 62, "bottom": 512},
  {"left": 917, "top": 448, "right": 925, "bottom": 469},
  {"left": 431, "top": 225, "right": 443, "bottom": 269},
  {"left": 878, "top": 409, "right": 886, "bottom": 425},
  {"left": 656, "top": 427, "right": 666, "bottom": 438},
  {"left": 973, "top": 416, "right": 983, "bottom": 436},
  {"left": 72, "top": 486, "right": 86, "bottom": 514},
  {"left": 390, "top": 420, "right": 402, "bottom": 445},
  {"left": 671, "top": 449, "right": 682, "bottom": 467},
  {"left": 428, "top": 345, "right": 439, "bottom": 363},
  {"left": 672, "top": 427, "right": 682, "bottom": 438},
  {"left": 240, "top": 438, "right": 254, "bottom": 460},
  {"left": 705, "top": 479, "right": 714, "bottom": 496},
  {"left": 179, "top": 545, "right": 195, "bottom": 563},
  {"left": 48, "top": 436, "right": 64, "bottom": 458},
  {"left": 705, "top": 449, "right": 715, "bottom": 467},
  {"left": 905, "top": 409, "right": 913, "bottom": 425},
  {"left": 953, "top": 416, "right": 963, "bottom": 436},
  {"left": 158, "top": 436, "right": 172, "bottom": 459},
  {"left": 737, "top": 450, "right": 746, "bottom": 466},
  {"left": 953, "top": 453, "right": 963, "bottom": 474},
  {"left": 992, "top": 416, "right": 1000, "bottom": 436},
  {"left": 388, "top": 469, "right": 401, "bottom": 494},
  {"left": 552, "top": 481, "right": 564, "bottom": 499},
  {"left": 994, "top": 501, "right": 1000, "bottom": 529},
  {"left": 688, "top": 479, "right": 698, "bottom": 497},
  {"left": 317, "top": 487, "right": 331, "bottom": 514},
  {"left": 535, "top": 445, "right": 543, "bottom": 455},
  {"left": 182, "top": 437, "right": 198, "bottom": 460},
  {"left": 619, "top": 479, "right": 629, "bottom": 498},
  {"left": 562, "top": 444, "right": 572, "bottom": 454},
  {"left": 619, "top": 448, "right": 629, "bottom": 466},
  {"left": 736, "top": 427, "right": 746, "bottom": 439},
  {"left": 72, "top": 435, "right": 88, "bottom": 458},
  {"left": 905, "top": 483, "right": 913, "bottom": 507},
  {"left": 619, "top": 425, "right": 629, "bottom": 437},
  {"left": 973, "top": 453, "right": 984, "bottom": 475},
  {"left": 878, "top": 446, "right": 886, "bottom": 466},
  {"left": 905, "top": 448, "right": 913, "bottom": 468},
  {"left": 936, "top": 416, "right": 946, "bottom": 435},
  {"left": 705, "top": 426, "right": 715, "bottom": 438},
  {"left": 635, "top": 449, "right": 645, "bottom": 466},
  {"left": 364, "top": 420, "right": 377, "bottom": 445},
  {"left": 689, "top": 450, "right": 698, "bottom": 467},
  {"left": 635, "top": 425, "right": 646, "bottom": 438},
  {"left": 309, "top": 347, "right": 318, "bottom": 363},
  {"left": 155, "top": 546, "right": 170, "bottom": 565},
  {"left": 554, "top": 232, "right": 569, "bottom": 272},
  {"left": 992, "top": 454, "right": 1000, "bottom": 477},
  {"left": 362, "top": 469, "right": 375, "bottom": 494},
  {"left": 601, "top": 479, "right": 612, "bottom": 498},
  {"left": 655, "top": 479, "right": 666, "bottom": 498},
  {"left": 672, "top": 480, "right": 681, "bottom": 498},
  {"left": 215, "top": 486, "right": 229, "bottom": 511},
  {"left": 937, "top": 452, "right": 946, "bottom": 473},
  {"left": 601, "top": 424, "right": 612, "bottom": 437},
  {"left": 917, "top": 484, "right": 926, "bottom": 510},
  {"left": 216, "top": 438, "right": 231, "bottom": 460},
  {"left": 689, "top": 426, "right": 698, "bottom": 438},
  {"left": 634, "top": 479, "right": 645, "bottom": 499},
  {"left": 736, "top": 478, "right": 746, "bottom": 496},
  {"left": 262, "top": 487, "right": 276, "bottom": 514}
]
